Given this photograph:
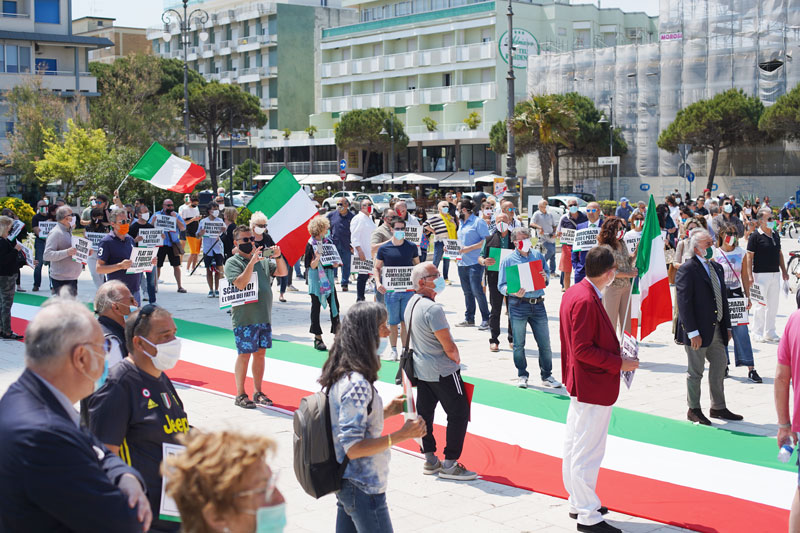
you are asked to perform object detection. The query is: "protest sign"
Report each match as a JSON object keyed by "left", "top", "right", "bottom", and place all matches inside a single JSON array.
[
  {"left": 202, "top": 220, "right": 225, "bottom": 239},
  {"left": 85, "top": 232, "right": 107, "bottom": 251},
  {"left": 153, "top": 214, "right": 177, "bottom": 232},
  {"left": 319, "top": 243, "right": 342, "bottom": 266},
  {"left": 159, "top": 443, "right": 185, "bottom": 521},
  {"left": 625, "top": 233, "right": 641, "bottom": 255},
  {"left": 559, "top": 228, "right": 576, "bottom": 246},
  {"left": 19, "top": 244, "right": 34, "bottom": 268},
  {"left": 621, "top": 332, "right": 639, "bottom": 390},
  {"left": 384, "top": 266, "right": 413, "bottom": 292},
  {"left": 728, "top": 297, "right": 749, "bottom": 326},
  {"left": 138, "top": 228, "right": 163, "bottom": 248},
  {"left": 126, "top": 247, "right": 157, "bottom": 274},
  {"left": 351, "top": 256, "right": 373, "bottom": 275},
  {"left": 9, "top": 220, "right": 24, "bottom": 241},
  {"left": 574, "top": 227, "right": 600, "bottom": 252},
  {"left": 443, "top": 239, "right": 460, "bottom": 260},
  {"left": 37, "top": 221, "right": 56, "bottom": 238},
  {"left": 71, "top": 237, "right": 91, "bottom": 264},
  {"left": 219, "top": 276, "right": 259, "bottom": 309},
  {"left": 487, "top": 247, "right": 513, "bottom": 272},
  {"left": 750, "top": 282, "right": 766, "bottom": 306},
  {"left": 404, "top": 225, "right": 421, "bottom": 246}
]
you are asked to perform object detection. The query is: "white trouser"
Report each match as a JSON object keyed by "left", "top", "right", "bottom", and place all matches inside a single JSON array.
[
  {"left": 87, "top": 254, "right": 105, "bottom": 289},
  {"left": 562, "top": 397, "right": 613, "bottom": 526},
  {"left": 752, "top": 271, "right": 780, "bottom": 339}
]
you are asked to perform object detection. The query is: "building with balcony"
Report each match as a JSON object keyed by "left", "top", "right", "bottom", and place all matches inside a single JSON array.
[
  {"left": 72, "top": 16, "right": 151, "bottom": 64},
  {"left": 296, "top": 0, "right": 656, "bottom": 182},
  {"left": 0, "top": 0, "right": 112, "bottom": 196},
  {"left": 146, "top": 0, "right": 358, "bottom": 169}
]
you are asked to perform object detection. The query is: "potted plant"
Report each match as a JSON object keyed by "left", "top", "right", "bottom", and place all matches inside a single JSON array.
[
  {"left": 422, "top": 116, "right": 437, "bottom": 132},
  {"left": 282, "top": 128, "right": 291, "bottom": 139},
  {"left": 463, "top": 111, "right": 482, "bottom": 130},
  {"left": 305, "top": 125, "right": 318, "bottom": 138}
]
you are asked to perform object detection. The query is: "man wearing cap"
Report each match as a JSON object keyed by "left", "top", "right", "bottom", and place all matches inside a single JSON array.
[{"left": 614, "top": 198, "right": 633, "bottom": 227}]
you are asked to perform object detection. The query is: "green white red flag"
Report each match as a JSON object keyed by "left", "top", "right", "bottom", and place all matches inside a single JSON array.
[{"left": 128, "top": 142, "right": 206, "bottom": 194}]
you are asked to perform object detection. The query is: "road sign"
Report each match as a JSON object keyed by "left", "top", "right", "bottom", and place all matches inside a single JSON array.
[
  {"left": 678, "top": 144, "right": 692, "bottom": 160},
  {"left": 678, "top": 163, "right": 691, "bottom": 177},
  {"left": 640, "top": 183, "right": 651, "bottom": 191},
  {"left": 339, "top": 159, "right": 347, "bottom": 170},
  {"left": 687, "top": 171, "right": 695, "bottom": 183},
  {"left": 598, "top": 156, "right": 620, "bottom": 165},
  {"left": 339, "top": 169, "right": 346, "bottom": 180},
  {"left": 469, "top": 168, "right": 475, "bottom": 176}
]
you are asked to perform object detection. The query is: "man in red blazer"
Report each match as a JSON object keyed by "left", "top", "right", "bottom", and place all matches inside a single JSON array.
[{"left": 560, "top": 246, "right": 639, "bottom": 533}]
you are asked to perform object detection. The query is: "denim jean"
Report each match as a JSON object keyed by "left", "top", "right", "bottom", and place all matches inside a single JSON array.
[
  {"left": 432, "top": 241, "right": 450, "bottom": 279},
  {"left": 141, "top": 270, "right": 156, "bottom": 303},
  {"left": 726, "top": 324, "right": 755, "bottom": 367},
  {"left": 356, "top": 273, "right": 369, "bottom": 301},
  {"left": 33, "top": 238, "right": 45, "bottom": 288},
  {"left": 457, "top": 263, "right": 489, "bottom": 323},
  {"left": 336, "top": 243, "right": 352, "bottom": 287},
  {"left": 509, "top": 298, "right": 553, "bottom": 380},
  {"left": 541, "top": 242, "right": 556, "bottom": 274},
  {"left": 294, "top": 259, "right": 302, "bottom": 277},
  {"left": 335, "top": 479, "right": 393, "bottom": 533}
]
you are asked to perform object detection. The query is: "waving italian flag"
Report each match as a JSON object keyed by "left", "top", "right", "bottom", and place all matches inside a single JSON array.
[
  {"left": 129, "top": 142, "right": 206, "bottom": 194},
  {"left": 630, "top": 195, "right": 672, "bottom": 340}
]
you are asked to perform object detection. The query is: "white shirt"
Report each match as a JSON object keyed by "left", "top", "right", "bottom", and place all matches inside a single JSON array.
[
  {"left": 350, "top": 211, "right": 377, "bottom": 255},
  {"left": 179, "top": 204, "right": 199, "bottom": 222}
]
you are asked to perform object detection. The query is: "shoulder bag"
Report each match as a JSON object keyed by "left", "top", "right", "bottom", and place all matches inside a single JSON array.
[{"left": 395, "top": 296, "right": 421, "bottom": 386}]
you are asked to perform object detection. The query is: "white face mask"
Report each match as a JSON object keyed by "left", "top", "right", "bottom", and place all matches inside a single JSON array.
[
  {"left": 211, "top": 210, "right": 219, "bottom": 218},
  {"left": 140, "top": 212, "right": 149, "bottom": 220},
  {"left": 141, "top": 337, "right": 182, "bottom": 371},
  {"left": 68, "top": 217, "right": 76, "bottom": 229},
  {"left": 498, "top": 222, "right": 508, "bottom": 233},
  {"left": 254, "top": 226, "right": 266, "bottom": 235},
  {"left": 517, "top": 239, "right": 532, "bottom": 253}
]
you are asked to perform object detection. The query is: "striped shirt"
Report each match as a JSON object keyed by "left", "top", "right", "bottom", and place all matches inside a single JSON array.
[{"left": 424, "top": 214, "right": 455, "bottom": 241}]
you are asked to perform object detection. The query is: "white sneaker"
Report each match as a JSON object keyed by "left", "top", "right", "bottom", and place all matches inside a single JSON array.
[
  {"left": 542, "top": 376, "right": 562, "bottom": 388},
  {"left": 517, "top": 377, "right": 528, "bottom": 389},
  {"left": 391, "top": 347, "right": 399, "bottom": 361},
  {"left": 764, "top": 336, "right": 781, "bottom": 344}
]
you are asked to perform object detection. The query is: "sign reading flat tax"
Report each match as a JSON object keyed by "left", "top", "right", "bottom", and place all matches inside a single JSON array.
[
  {"left": 126, "top": 247, "right": 157, "bottom": 274},
  {"left": 37, "top": 221, "right": 56, "bottom": 238},
  {"left": 202, "top": 220, "right": 225, "bottom": 239},
  {"left": 443, "top": 239, "right": 460, "bottom": 260},
  {"left": 559, "top": 228, "right": 576, "bottom": 246},
  {"left": 19, "top": 244, "right": 34, "bottom": 268},
  {"left": 319, "top": 243, "right": 342, "bottom": 266},
  {"left": 351, "top": 257, "right": 373, "bottom": 275},
  {"left": 574, "top": 227, "right": 600, "bottom": 252},
  {"left": 9, "top": 219, "right": 24, "bottom": 241},
  {"left": 153, "top": 214, "right": 177, "bottom": 232},
  {"left": 750, "top": 283, "right": 766, "bottom": 306},
  {"left": 219, "top": 276, "right": 259, "bottom": 309},
  {"left": 85, "top": 231, "right": 107, "bottom": 250},
  {"left": 71, "top": 236, "right": 91, "bottom": 264},
  {"left": 384, "top": 266, "right": 413, "bottom": 292},
  {"left": 624, "top": 232, "right": 641, "bottom": 255},
  {"left": 138, "top": 228, "right": 163, "bottom": 248},
  {"left": 403, "top": 225, "right": 421, "bottom": 246},
  {"left": 728, "top": 297, "right": 749, "bottom": 326}
]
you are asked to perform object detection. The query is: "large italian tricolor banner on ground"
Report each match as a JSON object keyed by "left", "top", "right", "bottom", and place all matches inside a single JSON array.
[
  {"left": 631, "top": 195, "right": 672, "bottom": 339},
  {"left": 129, "top": 142, "right": 206, "bottom": 194},
  {"left": 8, "top": 294, "right": 793, "bottom": 533},
  {"left": 245, "top": 168, "right": 318, "bottom": 267}
]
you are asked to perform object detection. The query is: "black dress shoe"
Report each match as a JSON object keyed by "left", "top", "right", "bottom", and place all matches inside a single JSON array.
[
  {"left": 577, "top": 521, "right": 622, "bottom": 533},
  {"left": 687, "top": 408, "right": 712, "bottom": 425},
  {"left": 710, "top": 408, "right": 743, "bottom": 421},
  {"left": 570, "top": 506, "right": 608, "bottom": 520}
]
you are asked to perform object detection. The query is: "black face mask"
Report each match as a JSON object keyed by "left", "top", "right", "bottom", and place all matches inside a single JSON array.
[
  {"left": 164, "top": 207, "right": 173, "bottom": 214},
  {"left": 238, "top": 242, "right": 253, "bottom": 254}
]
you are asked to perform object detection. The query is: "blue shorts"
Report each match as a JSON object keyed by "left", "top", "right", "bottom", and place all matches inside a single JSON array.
[
  {"left": 384, "top": 290, "right": 413, "bottom": 326},
  {"left": 233, "top": 323, "right": 272, "bottom": 354}
]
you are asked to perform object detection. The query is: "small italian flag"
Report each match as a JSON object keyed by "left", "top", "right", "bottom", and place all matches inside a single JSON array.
[
  {"left": 505, "top": 259, "right": 546, "bottom": 293},
  {"left": 245, "top": 167, "right": 318, "bottom": 267},
  {"left": 128, "top": 142, "right": 206, "bottom": 194},
  {"left": 487, "top": 247, "right": 513, "bottom": 272},
  {"left": 631, "top": 195, "right": 672, "bottom": 340}
]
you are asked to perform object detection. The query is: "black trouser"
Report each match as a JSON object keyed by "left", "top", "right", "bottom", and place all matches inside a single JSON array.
[
  {"left": 309, "top": 292, "right": 340, "bottom": 335},
  {"left": 417, "top": 371, "right": 470, "bottom": 461},
  {"left": 51, "top": 279, "right": 77, "bottom": 297},
  {"left": 487, "top": 273, "right": 512, "bottom": 345},
  {"left": 356, "top": 273, "right": 369, "bottom": 302}
]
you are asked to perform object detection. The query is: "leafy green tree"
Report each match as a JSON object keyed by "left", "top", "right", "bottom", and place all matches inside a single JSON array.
[
  {"left": 759, "top": 82, "right": 800, "bottom": 142},
  {"left": 34, "top": 119, "right": 108, "bottom": 199},
  {"left": 188, "top": 80, "right": 267, "bottom": 191},
  {"left": 657, "top": 88, "right": 763, "bottom": 190},
  {"left": 335, "top": 109, "right": 408, "bottom": 177},
  {"left": 233, "top": 158, "right": 259, "bottom": 190}
]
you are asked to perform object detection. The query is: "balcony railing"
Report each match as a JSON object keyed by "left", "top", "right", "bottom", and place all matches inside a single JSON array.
[
  {"left": 262, "top": 161, "right": 339, "bottom": 174},
  {"left": 406, "top": 122, "right": 487, "bottom": 134},
  {"left": 1, "top": 11, "right": 29, "bottom": 18},
  {"left": 320, "top": 82, "right": 496, "bottom": 113}
]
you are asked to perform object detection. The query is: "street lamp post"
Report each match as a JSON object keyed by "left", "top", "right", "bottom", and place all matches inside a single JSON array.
[
  {"left": 504, "top": 0, "right": 518, "bottom": 203},
  {"left": 598, "top": 97, "right": 616, "bottom": 200},
  {"left": 162, "top": 0, "right": 208, "bottom": 157},
  {"left": 381, "top": 114, "right": 395, "bottom": 181}
]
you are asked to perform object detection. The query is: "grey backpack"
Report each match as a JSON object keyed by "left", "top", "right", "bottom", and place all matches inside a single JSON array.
[{"left": 293, "top": 388, "right": 371, "bottom": 499}]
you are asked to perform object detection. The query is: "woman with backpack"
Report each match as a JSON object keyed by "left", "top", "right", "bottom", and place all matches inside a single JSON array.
[{"left": 318, "top": 301, "right": 426, "bottom": 533}]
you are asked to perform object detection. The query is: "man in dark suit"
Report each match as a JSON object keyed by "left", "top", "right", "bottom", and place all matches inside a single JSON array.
[
  {"left": 0, "top": 298, "right": 151, "bottom": 532},
  {"left": 675, "top": 228, "right": 742, "bottom": 425},
  {"left": 560, "top": 246, "right": 638, "bottom": 533}
]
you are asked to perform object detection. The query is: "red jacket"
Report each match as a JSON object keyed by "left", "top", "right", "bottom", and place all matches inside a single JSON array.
[{"left": 559, "top": 278, "right": 622, "bottom": 406}]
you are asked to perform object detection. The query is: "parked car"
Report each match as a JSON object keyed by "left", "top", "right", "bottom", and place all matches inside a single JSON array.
[
  {"left": 545, "top": 195, "right": 589, "bottom": 217},
  {"left": 321, "top": 190, "right": 359, "bottom": 211},
  {"left": 230, "top": 190, "right": 255, "bottom": 208},
  {"left": 573, "top": 192, "right": 596, "bottom": 203},
  {"left": 354, "top": 193, "right": 391, "bottom": 218},
  {"left": 383, "top": 191, "right": 417, "bottom": 211}
]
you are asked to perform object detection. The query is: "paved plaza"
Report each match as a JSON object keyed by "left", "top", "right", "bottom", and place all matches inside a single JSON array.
[{"left": 3, "top": 237, "right": 799, "bottom": 532}]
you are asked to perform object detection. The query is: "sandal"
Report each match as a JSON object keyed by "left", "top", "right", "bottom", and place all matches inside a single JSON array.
[
  {"left": 177, "top": 287, "right": 187, "bottom": 293},
  {"left": 1, "top": 332, "right": 23, "bottom": 340},
  {"left": 253, "top": 392, "right": 274, "bottom": 406},
  {"left": 314, "top": 337, "right": 327, "bottom": 351},
  {"left": 279, "top": 295, "right": 287, "bottom": 302},
  {"left": 234, "top": 394, "right": 256, "bottom": 409}
]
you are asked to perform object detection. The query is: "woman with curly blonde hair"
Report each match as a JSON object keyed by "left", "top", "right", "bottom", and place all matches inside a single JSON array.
[
  {"left": 162, "top": 430, "right": 284, "bottom": 533},
  {"left": 305, "top": 215, "right": 341, "bottom": 350}
]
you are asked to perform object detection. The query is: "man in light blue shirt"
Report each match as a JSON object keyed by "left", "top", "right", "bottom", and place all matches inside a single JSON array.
[
  {"left": 150, "top": 199, "right": 187, "bottom": 293},
  {"left": 455, "top": 198, "right": 490, "bottom": 329},
  {"left": 499, "top": 226, "right": 562, "bottom": 390}
]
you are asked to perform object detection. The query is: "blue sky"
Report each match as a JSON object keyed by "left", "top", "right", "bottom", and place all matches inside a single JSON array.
[{"left": 72, "top": 0, "right": 660, "bottom": 30}]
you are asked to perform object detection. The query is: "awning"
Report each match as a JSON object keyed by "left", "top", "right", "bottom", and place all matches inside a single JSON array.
[
  {"left": 473, "top": 173, "right": 504, "bottom": 184},
  {"left": 345, "top": 174, "right": 363, "bottom": 182},
  {"left": 364, "top": 173, "right": 394, "bottom": 183},
  {"left": 253, "top": 174, "right": 275, "bottom": 181},
  {"left": 298, "top": 174, "right": 339, "bottom": 184},
  {"left": 438, "top": 172, "right": 473, "bottom": 187},
  {"left": 388, "top": 173, "right": 441, "bottom": 184}
]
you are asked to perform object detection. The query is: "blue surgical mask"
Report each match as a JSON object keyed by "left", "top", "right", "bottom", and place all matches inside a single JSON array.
[
  {"left": 394, "top": 230, "right": 405, "bottom": 240},
  {"left": 118, "top": 302, "right": 138, "bottom": 318},
  {"left": 254, "top": 503, "right": 287, "bottom": 533},
  {"left": 377, "top": 336, "right": 388, "bottom": 356},
  {"left": 324, "top": 230, "right": 331, "bottom": 239},
  {"left": 569, "top": 206, "right": 578, "bottom": 214},
  {"left": 95, "top": 358, "right": 109, "bottom": 392},
  {"left": 433, "top": 276, "right": 446, "bottom": 294}
]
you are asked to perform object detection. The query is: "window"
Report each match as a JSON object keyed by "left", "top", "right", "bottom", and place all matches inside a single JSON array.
[
  {"left": 243, "top": 23, "right": 249, "bottom": 37},
  {"left": 35, "top": 0, "right": 60, "bottom": 24},
  {"left": 3, "top": 1, "right": 17, "bottom": 16},
  {"left": 256, "top": 53, "right": 262, "bottom": 67},
  {"left": 225, "top": 24, "right": 232, "bottom": 41},
  {"left": 5, "top": 122, "right": 13, "bottom": 134},
  {"left": 35, "top": 58, "right": 56, "bottom": 75},
  {"left": 244, "top": 54, "right": 250, "bottom": 69},
  {"left": 18, "top": 47, "right": 30, "bottom": 72},
  {"left": 256, "top": 84, "right": 262, "bottom": 98},
  {"left": 97, "top": 20, "right": 103, "bottom": 26},
  {"left": 443, "top": 73, "right": 451, "bottom": 87},
  {"left": 0, "top": 45, "right": 4, "bottom": 71},
  {"left": 6, "top": 45, "right": 17, "bottom": 73}
]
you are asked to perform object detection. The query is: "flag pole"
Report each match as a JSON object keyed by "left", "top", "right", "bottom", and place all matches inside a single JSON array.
[
  {"left": 620, "top": 278, "right": 636, "bottom": 342},
  {"left": 115, "top": 174, "right": 131, "bottom": 194}
]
